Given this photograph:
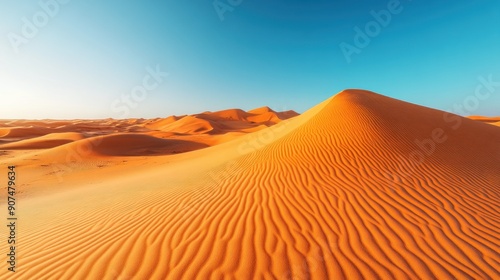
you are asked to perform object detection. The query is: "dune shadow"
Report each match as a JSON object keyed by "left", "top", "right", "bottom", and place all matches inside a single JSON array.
[{"left": 89, "top": 134, "right": 210, "bottom": 156}]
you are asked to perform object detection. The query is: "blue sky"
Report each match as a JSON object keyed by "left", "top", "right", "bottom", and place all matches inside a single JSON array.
[{"left": 1, "top": 0, "right": 499, "bottom": 119}]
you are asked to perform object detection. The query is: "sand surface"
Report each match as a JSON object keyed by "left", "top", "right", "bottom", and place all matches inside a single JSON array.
[{"left": 1, "top": 90, "right": 499, "bottom": 279}]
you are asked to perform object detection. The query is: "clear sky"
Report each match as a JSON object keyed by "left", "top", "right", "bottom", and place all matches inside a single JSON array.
[{"left": 1, "top": 0, "right": 499, "bottom": 119}]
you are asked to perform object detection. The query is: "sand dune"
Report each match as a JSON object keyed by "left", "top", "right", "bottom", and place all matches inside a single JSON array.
[
  {"left": 0, "top": 90, "right": 499, "bottom": 279},
  {"left": 252, "top": 107, "right": 300, "bottom": 122},
  {"left": 158, "top": 116, "right": 217, "bottom": 135},
  {"left": 198, "top": 108, "right": 249, "bottom": 121},
  {"left": 0, "top": 126, "right": 56, "bottom": 139},
  {"left": 468, "top": 116, "right": 500, "bottom": 123},
  {"left": 45, "top": 133, "right": 210, "bottom": 157},
  {"left": 469, "top": 116, "right": 500, "bottom": 127},
  {"left": 144, "top": 116, "right": 185, "bottom": 130},
  {"left": 0, "top": 132, "right": 85, "bottom": 150},
  {"left": 196, "top": 107, "right": 298, "bottom": 127},
  {"left": 0, "top": 107, "right": 297, "bottom": 154},
  {"left": 141, "top": 107, "right": 298, "bottom": 137}
]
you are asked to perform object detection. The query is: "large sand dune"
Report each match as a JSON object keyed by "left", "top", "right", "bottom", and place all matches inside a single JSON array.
[{"left": 0, "top": 90, "right": 499, "bottom": 279}]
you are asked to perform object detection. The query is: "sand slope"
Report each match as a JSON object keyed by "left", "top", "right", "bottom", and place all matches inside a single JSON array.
[
  {"left": 0, "top": 132, "right": 85, "bottom": 149},
  {"left": 50, "top": 133, "right": 209, "bottom": 157},
  {"left": 1, "top": 90, "right": 499, "bottom": 279},
  {"left": 468, "top": 116, "right": 500, "bottom": 123},
  {"left": 0, "top": 126, "right": 56, "bottom": 139},
  {"left": 468, "top": 116, "right": 500, "bottom": 128}
]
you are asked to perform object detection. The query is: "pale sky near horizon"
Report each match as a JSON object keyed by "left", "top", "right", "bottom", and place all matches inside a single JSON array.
[{"left": 0, "top": 0, "right": 499, "bottom": 119}]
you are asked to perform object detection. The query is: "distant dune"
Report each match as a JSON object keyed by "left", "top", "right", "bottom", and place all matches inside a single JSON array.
[
  {"left": 0, "top": 90, "right": 498, "bottom": 280},
  {"left": 47, "top": 133, "right": 209, "bottom": 157},
  {"left": 0, "top": 126, "right": 56, "bottom": 139},
  {"left": 0, "top": 107, "right": 298, "bottom": 151},
  {"left": 468, "top": 116, "right": 500, "bottom": 122},
  {"left": 469, "top": 116, "right": 500, "bottom": 127},
  {"left": 0, "top": 132, "right": 85, "bottom": 149}
]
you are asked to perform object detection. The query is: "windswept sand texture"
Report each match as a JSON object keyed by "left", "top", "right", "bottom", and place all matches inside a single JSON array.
[{"left": 1, "top": 90, "right": 499, "bottom": 279}]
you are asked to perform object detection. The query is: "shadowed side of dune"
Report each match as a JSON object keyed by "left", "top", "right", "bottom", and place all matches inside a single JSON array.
[{"left": 53, "top": 133, "right": 210, "bottom": 157}]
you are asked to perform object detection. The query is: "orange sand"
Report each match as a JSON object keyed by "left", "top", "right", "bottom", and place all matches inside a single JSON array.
[{"left": 0, "top": 91, "right": 499, "bottom": 279}]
